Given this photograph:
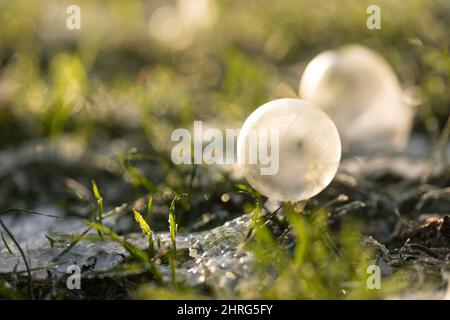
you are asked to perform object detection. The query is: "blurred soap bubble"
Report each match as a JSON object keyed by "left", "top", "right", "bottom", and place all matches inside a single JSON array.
[
  {"left": 237, "top": 98, "right": 341, "bottom": 202},
  {"left": 299, "top": 44, "right": 414, "bottom": 154},
  {"left": 148, "top": 5, "right": 184, "bottom": 46},
  {"left": 148, "top": 0, "right": 217, "bottom": 50},
  {"left": 177, "top": 0, "right": 217, "bottom": 30}
]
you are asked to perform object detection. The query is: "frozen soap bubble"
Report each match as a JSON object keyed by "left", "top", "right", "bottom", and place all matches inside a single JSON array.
[
  {"left": 237, "top": 98, "right": 341, "bottom": 202},
  {"left": 299, "top": 44, "right": 413, "bottom": 154}
]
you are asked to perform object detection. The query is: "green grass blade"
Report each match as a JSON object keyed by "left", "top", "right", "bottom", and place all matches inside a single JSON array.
[
  {"left": 146, "top": 194, "right": 153, "bottom": 220},
  {"left": 91, "top": 179, "right": 104, "bottom": 222},
  {"left": 167, "top": 193, "right": 187, "bottom": 287},
  {"left": 85, "top": 220, "right": 149, "bottom": 263},
  {"left": 133, "top": 208, "right": 152, "bottom": 238}
]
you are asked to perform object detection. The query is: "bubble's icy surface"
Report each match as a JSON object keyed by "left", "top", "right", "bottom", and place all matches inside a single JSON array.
[
  {"left": 299, "top": 44, "right": 413, "bottom": 153},
  {"left": 237, "top": 98, "right": 341, "bottom": 202}
]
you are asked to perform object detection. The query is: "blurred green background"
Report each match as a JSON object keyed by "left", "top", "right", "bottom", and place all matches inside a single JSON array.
[{"left": 1, "top": 0, "right": 449, "bottom": 148}]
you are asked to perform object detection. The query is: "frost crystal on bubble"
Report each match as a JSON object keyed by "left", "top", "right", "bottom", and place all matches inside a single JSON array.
[{"left": 237, "top": 98, "right": 341, "bottom": 202}]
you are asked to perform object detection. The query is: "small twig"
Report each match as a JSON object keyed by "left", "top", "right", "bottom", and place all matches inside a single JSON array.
[
  {"left": 1, "top": 231, "right": 13, "bottom": 254},
  {"left": 385, "top": 215, "right": 450, "bottom": 248},
  {"left": 51, "top": 228, "right": 91, "bottom": 263},
  {"left": 408, "top": 243, "right": 446, "bottom": 260},
  {"left": 263, "top": 203, "right": 284, "bottom": 224}
]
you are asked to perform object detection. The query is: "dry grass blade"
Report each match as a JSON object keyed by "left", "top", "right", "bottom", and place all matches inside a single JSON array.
[{"left": 0, "top": 219, "right": 34, "bottom": 299}]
